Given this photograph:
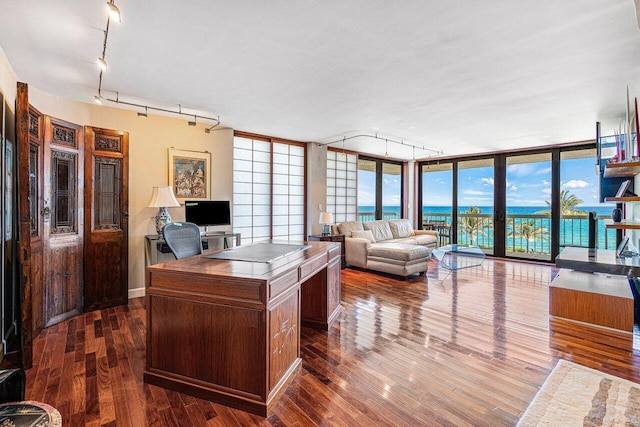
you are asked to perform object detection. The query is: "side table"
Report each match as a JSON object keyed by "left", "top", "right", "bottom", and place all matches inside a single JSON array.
[{"left": 308, "top": 234, "right": 345, "bottom": 268}]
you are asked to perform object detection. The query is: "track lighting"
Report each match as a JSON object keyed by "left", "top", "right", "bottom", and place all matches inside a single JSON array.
[
  {"left": 106, "top": 1, "right": 121, "bottom": 23},
  {"left": 97, "top": 57, "right": 107, "bottom": 72},
  {"left": 317, "top": 132, "right": 443, "bottom": 158},
  {"left": 93, "top": 1, "right": 221, "bottom": 132}
]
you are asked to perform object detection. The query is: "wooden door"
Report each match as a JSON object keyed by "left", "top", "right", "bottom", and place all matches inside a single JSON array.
[
  {"left": 27, "top": 105, "right": 44, "bottom": 335},
  {"left": 83, "top": 127, "right": 128, "bottom": 311},
  {"left": 42, "top": 116, "right": 84, "bottom": 327}
]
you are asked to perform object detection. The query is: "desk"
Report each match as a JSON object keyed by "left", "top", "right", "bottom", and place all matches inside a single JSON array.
[
  {"left": 145, "top": 232, "right": 241, "bottom": 266},
  {"left": 307, "top": 234, "right": 345, "bottom": 268},
  {"left": 144, "top": 241, "right": 341, "bottom": 416}
]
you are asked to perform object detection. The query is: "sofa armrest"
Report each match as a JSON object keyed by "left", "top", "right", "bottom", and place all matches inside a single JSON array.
[
  {"left": 413, "top": 229, "right": 438, "bottom": 237},
  {"left": 345, "top": 237, "right": 370, "bottom": 268}
]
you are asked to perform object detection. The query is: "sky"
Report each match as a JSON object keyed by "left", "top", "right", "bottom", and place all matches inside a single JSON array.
[
  {"left": 420, "top": 156, "right": 605, "bottom": 208},
  {"left": 358, "top": 169, "right": 401, "bottom": 207}
]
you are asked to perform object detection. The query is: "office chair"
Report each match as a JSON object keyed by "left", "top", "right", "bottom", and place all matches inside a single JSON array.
[
  {"left": 162, "top": 222, "right": 203, "bottom": 260},
  {"left": 0, "top": 368, "right": 26, "bottom": 402}
]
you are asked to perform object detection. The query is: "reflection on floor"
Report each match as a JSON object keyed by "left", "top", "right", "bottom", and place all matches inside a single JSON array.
[{"left": 25, "top": 258, "right": 640, "bottom": 426}]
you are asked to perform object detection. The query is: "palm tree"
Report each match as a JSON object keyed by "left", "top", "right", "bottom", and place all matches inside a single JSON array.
[
  {"left": 546, "top": 190, "right": 586, "bottom": 216},
  {"left": 459, "top": 206, "right": 492, "bottom": 246},
  {"left": 508, "top": 219, "right": 548, "bottom": 253},
  {"left": 537, "top": 190, "right": 586, "bottom": 216}
]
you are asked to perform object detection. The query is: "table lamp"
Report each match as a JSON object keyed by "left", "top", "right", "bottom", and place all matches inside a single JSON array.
[
  {"left": 319, "top": 212, "right": 333, "bottom": 236},
  {"left": 148, "top": 186, "right": 180, "bottom": 234}
]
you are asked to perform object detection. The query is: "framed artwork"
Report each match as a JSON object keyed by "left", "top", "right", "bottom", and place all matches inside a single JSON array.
[{"left": 168, "top": 148, "right": 211, "bottom": 204}]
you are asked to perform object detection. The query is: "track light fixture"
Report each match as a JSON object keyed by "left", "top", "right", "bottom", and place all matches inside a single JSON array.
[
  {"left": 97, "top": 57, "right": 107, "bottom": 72},
  {"left": 106, "top": 1, "right": 121, "bottom": 23},
  {"left": 93, "top": 1, "right": 221, "bottom": 131},
  {"left": 317, "top": 132, "right": 443, "bottom": 158}
]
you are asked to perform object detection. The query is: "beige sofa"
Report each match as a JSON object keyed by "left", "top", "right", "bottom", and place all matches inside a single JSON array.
[{"left": 334, "top": 219, "right": 438, "bottom": 277}]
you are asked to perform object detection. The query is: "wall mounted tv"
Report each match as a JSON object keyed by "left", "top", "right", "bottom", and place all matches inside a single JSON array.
[{"left": 184, "top": 200, "right": 231, "bottom": 228}]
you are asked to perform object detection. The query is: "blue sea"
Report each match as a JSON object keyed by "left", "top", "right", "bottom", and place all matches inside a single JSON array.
[{"left": 357, "top": 205, "right": 618, "bottom": 251}]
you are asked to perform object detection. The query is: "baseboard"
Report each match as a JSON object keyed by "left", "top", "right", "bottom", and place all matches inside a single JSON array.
[{"left": 128, "top": 287, "right": 146, "bottom": 299}]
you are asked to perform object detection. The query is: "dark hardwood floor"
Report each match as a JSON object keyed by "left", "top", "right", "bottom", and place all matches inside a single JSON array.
[{"left": 25, "top": 258, "right": 640, "bottom": 426}]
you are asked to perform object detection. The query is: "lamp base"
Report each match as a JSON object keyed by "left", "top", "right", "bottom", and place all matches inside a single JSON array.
[
  {"left": 321, "top": 224, "right": 331, "bottom": 236},
  {"left": 155, "top": 207, "right": 171, "bottom": 235}
]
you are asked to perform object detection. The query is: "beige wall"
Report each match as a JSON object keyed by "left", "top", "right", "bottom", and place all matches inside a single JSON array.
[{"left": 27, "top": 89, "right": 234, "bottom": 295}]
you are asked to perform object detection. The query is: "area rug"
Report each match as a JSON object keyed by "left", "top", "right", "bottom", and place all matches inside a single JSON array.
[{"left": 517, "top": 359, "right": 640, "bottom": 426}]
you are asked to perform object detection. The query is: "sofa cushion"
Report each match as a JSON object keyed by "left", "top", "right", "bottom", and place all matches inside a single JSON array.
[
  {"left": 338, "top": 221, "right": 364, "bottom": 236},
  {"left": 411, "top": 234, "right": 437, "bottom": 246},
  {"left": 363, "top": 220, "right": 393, "bottom": 242},
  {"left": 351, "top": 229, "right": 376, "bottom": 243},
  {"left": 388, "top": 219, "right": 414, "bottom": 239},
  {"left": 367, "top": 243, "right": 430, "bottom": 262}
]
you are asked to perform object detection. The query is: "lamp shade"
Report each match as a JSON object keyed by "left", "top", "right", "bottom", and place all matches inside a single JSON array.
[
  {"left": 319, "top": 212, "right": 333, "bottom": 225},
  {"left": 148, "top": 186, "right": 180, "bottom": 208}
]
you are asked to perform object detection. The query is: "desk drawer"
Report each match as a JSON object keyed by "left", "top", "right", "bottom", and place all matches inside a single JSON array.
[
  {"left": 328, "top": 245, "right": 341, "bottom": 262},
  {"left": 299, "top": 253, "right": 328, "bottom": 282},
  {"left": 270, "top": 269, "right": 299, "bottom": 299}
]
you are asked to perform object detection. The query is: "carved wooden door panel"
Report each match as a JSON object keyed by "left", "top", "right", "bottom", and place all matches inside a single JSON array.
[
  {"left": 28, "top": 106, "right": 44, "bottom": 335},
  {"left": 42, "top": 117, "right": 84, "bottom": 327},
  {"left": 83, "top": 127, "right": 128, "bottom": 311}
]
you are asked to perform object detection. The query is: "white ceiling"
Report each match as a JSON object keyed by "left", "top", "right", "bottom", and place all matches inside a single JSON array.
[{"left": 1, "top": 0, "right": 639, "bottom": 160}]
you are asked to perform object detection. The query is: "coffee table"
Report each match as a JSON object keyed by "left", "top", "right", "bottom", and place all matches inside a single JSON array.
[{"left": 432, "top": 244, "right": 485, "bottom": 270}]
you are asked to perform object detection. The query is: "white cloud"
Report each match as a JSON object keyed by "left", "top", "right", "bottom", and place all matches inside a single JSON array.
[
  {"left": 481, "top": 177, "right": 494, "bottom": 186},
  {"left": 562, "top": 179, "right": 588, "bottom": 189}
]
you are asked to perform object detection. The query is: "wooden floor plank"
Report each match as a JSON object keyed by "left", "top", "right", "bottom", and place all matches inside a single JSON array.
[{"left": 25, "top": 258, "right": 640, "bottom": 426}]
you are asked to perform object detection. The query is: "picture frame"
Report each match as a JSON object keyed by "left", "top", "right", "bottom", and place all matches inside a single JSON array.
[
  {"left": 615, "top": 179, "right": 631, "bottom": 198},
  {"left": 616, "top": 236, "right": 629, "bottom": 257},
  {"left": 168, "top": 148, "right": 211, "bottom": 204}
]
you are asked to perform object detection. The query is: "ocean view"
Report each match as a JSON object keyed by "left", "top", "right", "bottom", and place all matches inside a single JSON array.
[{"left": 357, "top": 205, "right": 618, "bottom": 251}]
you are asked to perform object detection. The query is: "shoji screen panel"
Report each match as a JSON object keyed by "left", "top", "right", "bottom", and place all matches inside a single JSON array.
[{"left": 326, "top": 150, "right": 357, "bottom": 224}]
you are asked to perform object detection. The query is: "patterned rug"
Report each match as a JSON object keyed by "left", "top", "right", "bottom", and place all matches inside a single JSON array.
[{"left": 518, "top": 359, "right": 640, "bottom": 426}]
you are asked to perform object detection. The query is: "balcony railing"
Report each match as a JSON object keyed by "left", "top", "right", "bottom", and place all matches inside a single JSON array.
[
  {"left": 357, "top": 211, "right": 400, "bottom": 222},
  {"left": 421, "top": 212, "right": 617, "bottom": 253}
]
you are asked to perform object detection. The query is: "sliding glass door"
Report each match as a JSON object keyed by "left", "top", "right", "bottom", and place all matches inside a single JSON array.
[
  {"left": 505, "top": 153, "right": 552, "bottom": 261},
  {"left": 419, "top": 143, "right": 607, "bottom": 261},
  {"left": 420, "top": 163, "right": 453, "bottom": 246},
  {"left": 457, "top": 159, "right": 494, "bottom": 254},
  {"left": 357, "top": 156, "right": 403, "bottom": 221}
]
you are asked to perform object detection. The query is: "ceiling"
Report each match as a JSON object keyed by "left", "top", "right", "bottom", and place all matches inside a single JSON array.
[{"left": 1, "top": 1, "right": 639, "bottom": 160}]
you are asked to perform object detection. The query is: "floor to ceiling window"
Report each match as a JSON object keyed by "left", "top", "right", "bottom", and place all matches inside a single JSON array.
[
  {"left": 326, "top": 149, "right": 358, "bottom": 224},
  {"left": 232, "top": 133, "right": 306, "bottom": 244},
  {"left": 457, "top": 159, "right": 495, "bottom": 254},
  {"left": 420, "top": 162, "right": 453, "bottom": 246},
  {"left": 505, "top": 153, "right": 552, "bottom": 261},
  {"left": 560, "top": 148, "right": 616, "bottom": 250},
  {"left": 419, "top": 143, "right": 612, "bottom": 261},
  {"left": 357, "top": 156, "right": 403, "bottom": 221}
]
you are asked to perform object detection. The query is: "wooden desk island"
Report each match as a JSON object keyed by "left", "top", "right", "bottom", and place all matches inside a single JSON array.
[{"left": 144, "top": 241, "right": 341, "bottom": 416}]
